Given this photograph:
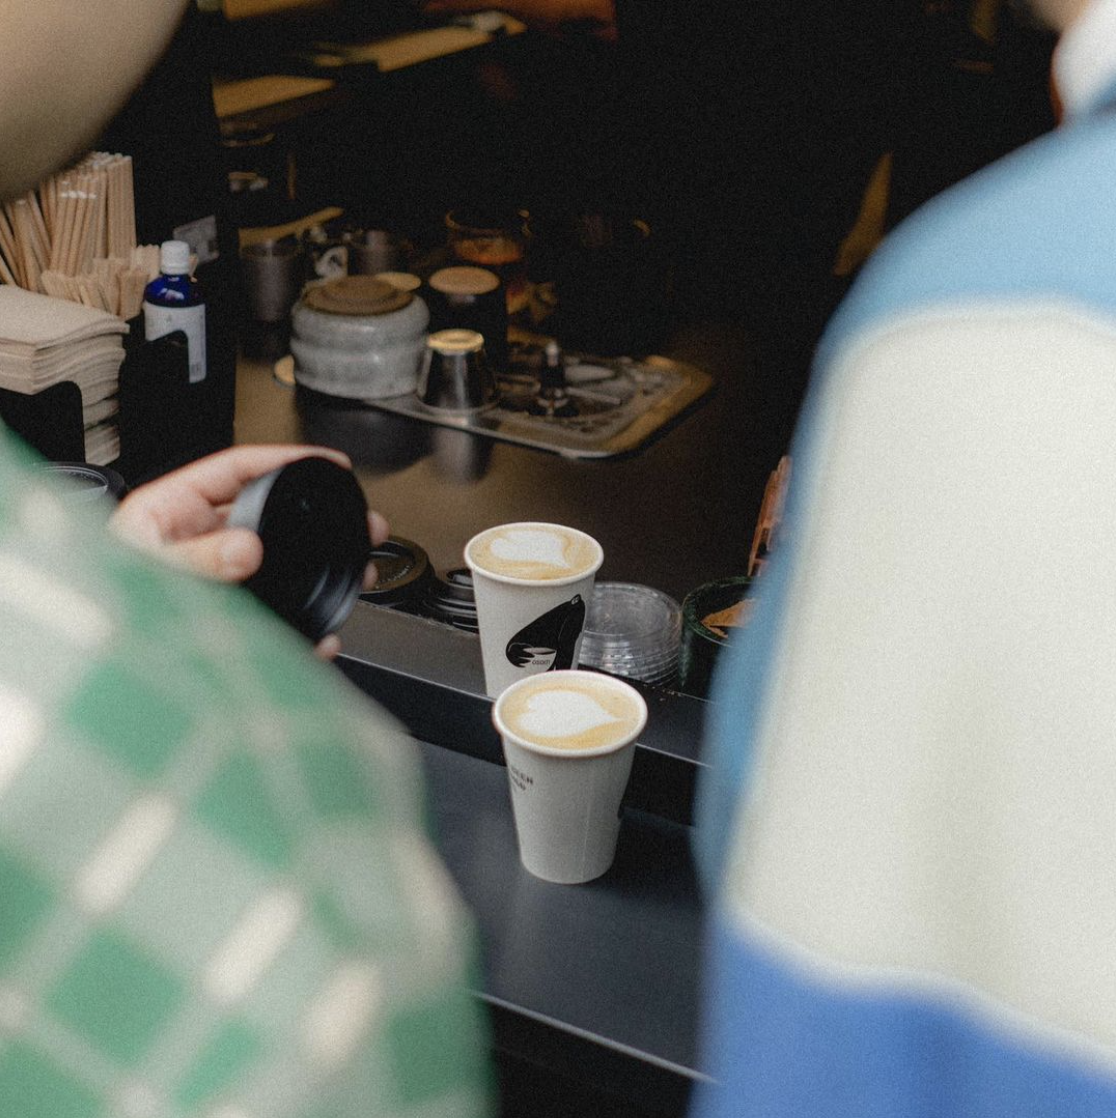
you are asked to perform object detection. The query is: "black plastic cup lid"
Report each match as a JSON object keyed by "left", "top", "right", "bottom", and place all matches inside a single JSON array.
[
  {"left": 421, "top": 567, "right": 478, "bottom": 632},
  {"left": 229, "top": 456, "right": 371, "bottom": 642},
  {"left": 359, "top": 536, "right": 430, "bottom": 607}
]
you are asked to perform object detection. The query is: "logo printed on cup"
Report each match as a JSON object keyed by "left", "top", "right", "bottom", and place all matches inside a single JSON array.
[
  {"left": 466, "top": 522, "right": 604, "bottom": 697},
  {"left": 505, "top": 594, "right": 585, "bottom": 672},
  {"left": 508, "top": 763, "right": 534, "bottom": 792}
]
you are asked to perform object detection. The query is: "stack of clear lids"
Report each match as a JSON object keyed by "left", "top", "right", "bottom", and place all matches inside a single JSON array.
[{"left": 579, "top": 582, "right": 682, "bottom": 688}]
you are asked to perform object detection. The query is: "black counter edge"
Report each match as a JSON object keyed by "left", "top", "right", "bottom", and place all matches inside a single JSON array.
[
  {"left": 483, "top": 994, "right": 708, "bottom": 1118},
  {"left": 336, "top": 601, "right": 711, "bottom": 826}
]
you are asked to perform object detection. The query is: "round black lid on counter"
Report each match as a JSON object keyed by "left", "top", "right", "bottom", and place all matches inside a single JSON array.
[
  {"left": 420, "top": 567, "right": 478, "bottom": 633},
  {"left": 360, "top": 537, "right": 430, "bottom": 608}
]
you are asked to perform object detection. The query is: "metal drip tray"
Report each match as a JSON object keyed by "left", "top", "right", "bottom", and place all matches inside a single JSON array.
[{"left": 363, "top": 347, "right": 714, "bottom": 458}]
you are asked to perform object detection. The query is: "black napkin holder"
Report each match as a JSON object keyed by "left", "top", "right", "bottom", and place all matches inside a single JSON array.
[
  {"left": 0, "top": 381, "right": 86, "bottom": 462},
  {"left": 0, "top": 317, "right": 225, "bottom": 484},
  {"left": 114, "top": 320, "right": 196, "bottom": 483}
]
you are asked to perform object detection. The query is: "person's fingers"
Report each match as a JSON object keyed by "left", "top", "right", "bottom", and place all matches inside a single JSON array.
[
  {"left": 112, "top": 445, "right": 356, "bottom": 549},
  {"left": 155, "top": 445, "right": 352, "bottom": 509},
  {"left": 164, "top": 528, "right": 264, "bottom": 583},
  {"left": 362, "top": 561, "right": 379, "bottom": 592},
  {"left": 314, "top": 634, "right": 342, "bottom": 661},
  {"left": 368, "top": 510, "right": 390, "bottom": 547},
  {"left": 112, "top": 487, "right": 218, "bottom": 549}
]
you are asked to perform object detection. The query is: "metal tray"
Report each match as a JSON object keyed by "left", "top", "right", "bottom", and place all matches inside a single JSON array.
[{"left": 357, "top": 351, "right": 714, "bottom": 459}]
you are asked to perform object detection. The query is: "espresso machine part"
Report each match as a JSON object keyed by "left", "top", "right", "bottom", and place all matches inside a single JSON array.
[{"left": 528, "top": 339, "right": 577, "bottom": 418}]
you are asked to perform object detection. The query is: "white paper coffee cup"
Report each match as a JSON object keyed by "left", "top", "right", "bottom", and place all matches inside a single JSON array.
[
  {"left": 465, "top": 522, "right": 603, "bottom": 698},
  {"left": 492, "top": 669, "right": 648, "bottom": 884}
]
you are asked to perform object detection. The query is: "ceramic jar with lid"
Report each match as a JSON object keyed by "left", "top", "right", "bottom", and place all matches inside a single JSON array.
[{"left": 290, "top": 275, "right": 429, "bottom": 401}]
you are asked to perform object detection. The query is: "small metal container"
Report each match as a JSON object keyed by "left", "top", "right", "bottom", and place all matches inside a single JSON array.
[
  {"left": 425, "top": 265, "right": 507, "bottom": 370},
  {"left": 240, "top": 237, "right": 305, "bottom": 323},
  {"left": 348, "top": 228, "right": 405, "bottom": 276},
  {"left": 417, "top": 329, "right": 498, "bottom": 413}
]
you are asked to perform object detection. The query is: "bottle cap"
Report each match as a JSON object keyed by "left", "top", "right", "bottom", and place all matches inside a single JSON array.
[{"left": 160, "top": 240, "right": 191, "bottom": 276}]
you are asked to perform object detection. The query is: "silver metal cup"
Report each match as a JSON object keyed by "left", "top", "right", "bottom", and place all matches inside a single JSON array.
[
  {"left": 347, "top": 229, "right": 404, "bottom": 276},
  {"left": 240, "top": 237, "right": 305, "bottom": 323},
  {"left": 417, "top": 329, "right": 499, "bottom": 413}
]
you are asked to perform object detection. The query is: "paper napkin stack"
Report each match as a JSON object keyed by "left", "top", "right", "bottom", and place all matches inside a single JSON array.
[{"left": 0, "top": 286, "right": 128, "bottom": 464}]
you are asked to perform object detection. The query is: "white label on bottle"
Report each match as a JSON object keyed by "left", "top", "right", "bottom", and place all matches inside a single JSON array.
[{"left": 143, "top": 302, "right": 207, "bottom": 383}]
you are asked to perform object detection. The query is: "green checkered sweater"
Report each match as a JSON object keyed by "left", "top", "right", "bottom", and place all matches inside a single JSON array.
[{"left": 0, "top": 432, "right": 491, "bottom": 1118}]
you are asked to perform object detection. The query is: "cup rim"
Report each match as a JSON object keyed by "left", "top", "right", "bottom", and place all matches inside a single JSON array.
[
  {"left": 445, "top": 207, "right": 530, "bottom": 237},
  {"left": 241, "top": 236, "right": 301, "bottom": 259},
  {"left": 682, "top": 575, "right": 754, "bottom": 644},
  {"left": 492, "top": 669, "right": 648, "bottom": 758},
  {"left": 465, "top": 522, "right": 603, "bottom": 587}
]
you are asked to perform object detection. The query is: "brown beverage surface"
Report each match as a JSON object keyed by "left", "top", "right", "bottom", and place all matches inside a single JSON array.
[
  {"left": 468, "top": 524, "right": 600, "bottom": 581},
  {"left": 498, "top": 676, "right": 643, "bottom": 751}
]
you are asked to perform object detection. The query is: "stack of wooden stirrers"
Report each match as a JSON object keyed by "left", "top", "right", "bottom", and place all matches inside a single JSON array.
[{"left": 0, "top": 153, "right": 161, "bottom": 320}]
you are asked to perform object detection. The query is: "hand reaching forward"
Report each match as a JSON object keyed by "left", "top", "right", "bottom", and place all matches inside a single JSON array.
[{"left": 111, "top": 445, "right": 390, "bottom": 657}]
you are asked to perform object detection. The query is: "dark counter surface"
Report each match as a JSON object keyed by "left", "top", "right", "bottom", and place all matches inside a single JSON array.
[
  {"left": 421, "top": 740, "right": 704, "bottom": 1116},
  {"left": 234, "top": 320, "right": 791, "bottom": 1116},
  {"left": 336, "top": 603, "right": 710, "bottom": 1117},
  {"left": 233, "top": 322, "right": 790, "bottom": 606}
]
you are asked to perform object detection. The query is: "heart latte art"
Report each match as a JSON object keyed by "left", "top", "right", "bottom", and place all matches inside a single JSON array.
[
  {"left": 468, "top": 524, "right": 601, "bottom": 581},
  {"left": 498, "top": 677, "right": 644, "bottom": 751}
]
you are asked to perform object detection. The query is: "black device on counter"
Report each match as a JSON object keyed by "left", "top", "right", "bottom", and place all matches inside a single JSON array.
[{"left": 229, "top": 456, "right": 371, "bottom": 641}]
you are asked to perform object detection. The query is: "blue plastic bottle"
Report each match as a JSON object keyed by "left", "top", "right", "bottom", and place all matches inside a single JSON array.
[{"left": 143, "top": 240, "right": 207, "bottom": 383}]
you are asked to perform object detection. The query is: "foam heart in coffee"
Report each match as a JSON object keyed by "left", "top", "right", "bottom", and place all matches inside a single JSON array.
[
  {"left": 519, "top": 688, "right": 620, "bottom": 738},
  {"left": 468, "top": 523, "right": 601, "bottom": 582},
  {"left": 498, "top": 675, "right": 644, "bottom": 751},
  {"left": 492, "top": 529, "right": 570, "bottom": 571}
]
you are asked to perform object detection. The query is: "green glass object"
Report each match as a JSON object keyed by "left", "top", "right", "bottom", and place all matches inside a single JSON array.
[{"left": 678, "top": 576, "right": 754, "bottom": 699}]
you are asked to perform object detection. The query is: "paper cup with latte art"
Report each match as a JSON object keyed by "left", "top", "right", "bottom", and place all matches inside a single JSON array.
[
  {"left": 492, "top": 670, "right": 648, "bottom": 883},
  {"left": 465, "top": 522, "right": 604, "bottom": 697}
]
